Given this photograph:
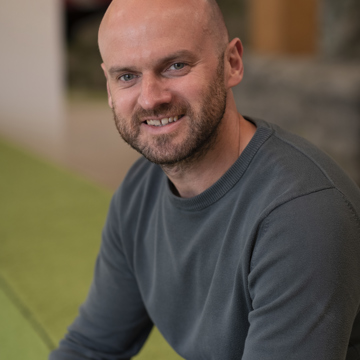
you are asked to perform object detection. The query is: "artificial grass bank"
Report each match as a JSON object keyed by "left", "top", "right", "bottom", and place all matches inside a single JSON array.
[{"left": 0, "top": 138, "right": 182, "bottom": 360}]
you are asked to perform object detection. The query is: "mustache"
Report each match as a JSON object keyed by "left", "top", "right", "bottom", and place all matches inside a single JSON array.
[{"left": 132, "top": 102, "right": 190, "bottom": 120}]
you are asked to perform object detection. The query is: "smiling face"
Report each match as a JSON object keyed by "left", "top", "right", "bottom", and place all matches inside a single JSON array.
[
  {"left": 99, "top": 0, "right": 232, "bottom": 165},
  {"left": 111, "top": 53, "right": 227, "bottom": 165}
]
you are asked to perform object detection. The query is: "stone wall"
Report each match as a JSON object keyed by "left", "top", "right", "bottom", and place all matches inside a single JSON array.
[
  {"left": 320, "top": 0, "right": 360, "bottom": 59},
  {"left": 234, "top": 54, "right": 360, "bottom": 185}
]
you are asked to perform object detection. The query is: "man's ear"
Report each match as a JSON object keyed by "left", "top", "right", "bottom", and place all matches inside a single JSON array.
[
  {"left": 225, "top": 38, "right": 244, "bottom": 88},
  {"left": 101, "top": 63, "right": 113, "bottom": 109}
]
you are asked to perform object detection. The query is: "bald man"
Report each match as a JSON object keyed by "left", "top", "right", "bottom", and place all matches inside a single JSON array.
[{"left": 50, "top": 0, "right": 360, "bottom": 359}]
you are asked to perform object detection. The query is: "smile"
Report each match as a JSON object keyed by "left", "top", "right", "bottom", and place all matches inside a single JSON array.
[{"left": 146, "top": 115, "right": 181, "bottom": 127}]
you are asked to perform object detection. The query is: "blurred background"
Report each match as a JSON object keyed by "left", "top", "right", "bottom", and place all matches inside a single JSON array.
[
  {"left": 1, "top": 0, "right": 360, "bottom": 188},
  {"left": 0, "top": 0, "right": 359, "bottom": 359}
]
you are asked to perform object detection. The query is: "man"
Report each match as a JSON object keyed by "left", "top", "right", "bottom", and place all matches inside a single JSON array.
[{"left": 50, "top": 0, "right": 360, "bottom": 359}]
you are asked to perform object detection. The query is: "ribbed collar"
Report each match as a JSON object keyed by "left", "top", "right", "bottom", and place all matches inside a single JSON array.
[{"left": 165, "top": 118, "right": 273, "bottom": 211}]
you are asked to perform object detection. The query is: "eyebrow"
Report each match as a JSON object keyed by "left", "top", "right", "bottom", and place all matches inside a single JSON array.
[
  {"left": 108, "top": 50, "right": 198, "bottom": 77},
  {"left": 160, "top": 50, "right": 198, "bottom": 65},
  {"left": 108, "top": 66, "right": 137, "bottom": 77}
]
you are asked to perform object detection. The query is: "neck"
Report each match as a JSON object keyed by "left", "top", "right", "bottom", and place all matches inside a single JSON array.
[{"left": 162, "top": 93, "right": 256, "bottom": 198}]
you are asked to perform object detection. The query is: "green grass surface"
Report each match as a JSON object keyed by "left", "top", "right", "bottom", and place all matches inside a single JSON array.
[
  {"left": 0, "top": 138, "right": 183, "bottom": 359},
  {"left": 0, "top": 285, "right": 49, "bottom": 359}
]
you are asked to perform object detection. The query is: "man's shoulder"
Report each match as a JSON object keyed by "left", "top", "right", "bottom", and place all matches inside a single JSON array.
[
  {"left": 252, "top": 118, "right": 355, "bottom": 186},
  {"left": 245, "top": 118, "right": 360, "bottom": 217}
]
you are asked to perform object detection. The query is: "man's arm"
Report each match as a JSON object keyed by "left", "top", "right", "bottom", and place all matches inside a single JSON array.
[
  {"left": 49, "top": 192, "right": 153, "bottom": 360},
  {"left": 243, "top": 188, "right": 360, "bottom": 359}
]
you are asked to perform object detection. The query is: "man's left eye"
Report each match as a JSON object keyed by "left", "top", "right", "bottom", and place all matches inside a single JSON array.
[
  {"left": 120, "top": 74, "right": 136, "bottom": 81},
  {"left": 170, "top": 63, "right": 185, "bottom": 70}
]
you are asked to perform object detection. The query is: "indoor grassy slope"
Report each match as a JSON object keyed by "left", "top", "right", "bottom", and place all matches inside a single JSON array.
[{"left": 0, "top": 138, "right": 183, "bottom": 359}]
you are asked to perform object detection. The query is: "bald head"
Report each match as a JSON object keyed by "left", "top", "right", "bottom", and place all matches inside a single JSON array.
[
  {"left": 98, "top": 0, "right": 229, "bottom": 61},
  {"left": 205, "top": 0, "right": 230, "bottom": 51}
]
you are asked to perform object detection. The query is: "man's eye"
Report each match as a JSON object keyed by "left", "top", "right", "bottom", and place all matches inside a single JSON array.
[
  {"left": 120, "top": 74, "right": 136, "bottom": 81},
  {"left": 170, "top": 63, "right": 185, "bottom": 70}
]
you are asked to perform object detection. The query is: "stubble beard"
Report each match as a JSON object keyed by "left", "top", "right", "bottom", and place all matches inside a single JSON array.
[{"left": 112, "top": 55, "right": 227, "bottom": 169}]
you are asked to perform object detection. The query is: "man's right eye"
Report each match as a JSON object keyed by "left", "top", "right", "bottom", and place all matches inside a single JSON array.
[{"left": 120, "top": 74, "right": 136, "bottom": 81}]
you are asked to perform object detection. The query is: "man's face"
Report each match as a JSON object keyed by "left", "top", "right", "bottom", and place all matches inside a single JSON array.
[
  {"left": 100, "top": 1, "right": 229, "bottom": 165},
  {"left": 112, "top": 56, "right": 227, "bottom": 165}
]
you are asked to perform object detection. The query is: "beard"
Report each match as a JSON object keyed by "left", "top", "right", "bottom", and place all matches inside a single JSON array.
[{"left": 112, "top": 54, "right": 227, "bottom": 167}]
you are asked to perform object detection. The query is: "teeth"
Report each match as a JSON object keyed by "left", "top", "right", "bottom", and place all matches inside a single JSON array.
[{"left": 146, "top": 116, "right": 180, "bottom": 126}]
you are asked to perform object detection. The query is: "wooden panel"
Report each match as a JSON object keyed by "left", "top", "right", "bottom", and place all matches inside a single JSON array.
[{"left": 249, "top": 0, "right": 318, "bottom": 55}]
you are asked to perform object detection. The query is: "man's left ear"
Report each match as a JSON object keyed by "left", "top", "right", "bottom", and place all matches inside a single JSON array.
[{"left": 225, "top": 38, "right": 244, "bottom": 88}]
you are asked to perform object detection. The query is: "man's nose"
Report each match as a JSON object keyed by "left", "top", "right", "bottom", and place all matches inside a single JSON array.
[{"left": 138, "top": 74, "right": 172, "bottom": 110}]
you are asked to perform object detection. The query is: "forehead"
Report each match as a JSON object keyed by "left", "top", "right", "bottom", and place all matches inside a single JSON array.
[{"left": 100, "top": 0, "right": 216, "bottom": 66}]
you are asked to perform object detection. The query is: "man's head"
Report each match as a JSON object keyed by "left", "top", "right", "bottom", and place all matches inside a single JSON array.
[
  {"left": 99, "top": 0, "right": 229, "bottom": 61},
  {"left": 98, "top": 0, "right": 243, "bottom": 166}
]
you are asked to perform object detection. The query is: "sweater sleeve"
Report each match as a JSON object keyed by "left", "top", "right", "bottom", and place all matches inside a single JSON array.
[
  {"left": 243, "top": 188, "right": 360, "bottom": 360},
  {"left": 49, "top": 191, "right": 153, "bottom": 360}
]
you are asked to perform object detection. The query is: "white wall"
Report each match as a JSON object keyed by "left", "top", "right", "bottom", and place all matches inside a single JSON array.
[{"left": 0, "top": 0, "right": 64, "bottom": 159}]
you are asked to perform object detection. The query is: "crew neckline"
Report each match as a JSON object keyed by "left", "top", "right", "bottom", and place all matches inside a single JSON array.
[{"left": 166, "top": 118, "right": 273, "bottom": 211}]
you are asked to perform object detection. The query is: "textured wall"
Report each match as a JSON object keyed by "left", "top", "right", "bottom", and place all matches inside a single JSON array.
[
  {"left": 234, "top": 55, "right": 360, "bottom": 185},
  {"left": 320, "top": 0, "right": 360, "bottom": 59}
]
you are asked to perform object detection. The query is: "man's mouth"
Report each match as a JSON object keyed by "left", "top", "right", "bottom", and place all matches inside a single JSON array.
[{"left": 145, "top": 115, "right": 183, "bottom": 127}]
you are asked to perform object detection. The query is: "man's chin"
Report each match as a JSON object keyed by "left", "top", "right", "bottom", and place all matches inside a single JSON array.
[
  {"left": 139, "top": 149, "right": 185, "bottom": 166},
  {"left": 132, "top": 137, "right": 190, "bottom": 165},
  {"left": 139, "top": 143, "right": 209, "bottom": 168}
]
